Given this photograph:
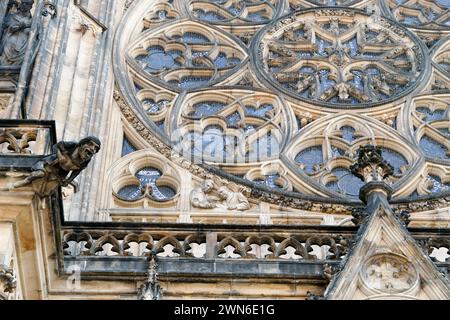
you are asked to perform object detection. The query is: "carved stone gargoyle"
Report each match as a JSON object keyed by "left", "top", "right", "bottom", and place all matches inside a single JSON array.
[
  {"left": 9, "top": 136, "right": 101, "bottom": 197},
  {"left": 349, "top": 145, "right": 393, "bottom": 184}
]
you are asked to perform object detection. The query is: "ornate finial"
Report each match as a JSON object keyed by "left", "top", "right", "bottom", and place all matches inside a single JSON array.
[
  {"left": 137, "top": 252, "right": 163, "bottom": 300},
  {"left": 350, "top": 145, "right": 394, "bottom": 183}
]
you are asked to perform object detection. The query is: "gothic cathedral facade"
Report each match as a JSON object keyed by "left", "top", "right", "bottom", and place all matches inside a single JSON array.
[{"left": 0, "top": 0, "right": 450, "bottom": 300}]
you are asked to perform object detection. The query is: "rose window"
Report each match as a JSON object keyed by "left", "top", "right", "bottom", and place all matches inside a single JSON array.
[
  {"left": 114, "top": 1, "right": 450, "bottom": 203},
  {"left": 254, "top": 8, "right": 426, "bottom": 107}
]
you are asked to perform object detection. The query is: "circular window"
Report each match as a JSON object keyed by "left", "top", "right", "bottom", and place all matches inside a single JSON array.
[{"left": 253, "top": 8, "right": 426, "bottom": 108}]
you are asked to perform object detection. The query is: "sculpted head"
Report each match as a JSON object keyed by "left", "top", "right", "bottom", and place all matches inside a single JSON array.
[
  {"left": 77, "top": 136, "right": 101, "bottom": 162},
  {"left": 202, "top": 179, "right": 214, "bottom": 193},
  {"left": 217, "top": 186, "right": 230, "bottom": 200},
  {"left": 20, "top": 0, "right": 34, "bottom": 12}
]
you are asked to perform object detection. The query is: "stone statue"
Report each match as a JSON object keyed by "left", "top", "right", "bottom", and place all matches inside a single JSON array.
[
  {"left": 11, "top": 136, "right": 101, "bottom": 196},
  {"left": 217, "top": 186, "right": 250, "bottom": 211},
  {"left": 0, "top": 0, "right": 33, "bottom": 66},
  {"left": 190, "top": 179, "right": 218, "bottom": 209}
]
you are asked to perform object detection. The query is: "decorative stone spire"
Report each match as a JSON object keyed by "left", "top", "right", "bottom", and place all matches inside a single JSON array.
[
  {"left": 350, "top": 145, "right": 394, "bottom": 203},
  {"left": 137, "top": 252, "right": 163, "bottom": 300}
]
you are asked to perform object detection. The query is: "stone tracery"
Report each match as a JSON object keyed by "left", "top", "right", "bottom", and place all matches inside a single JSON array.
[
  {"left": 128, "top": 20, "right": 248, "bottom": 91},
  {"left": 187, "top": 0, "right": 282, "bottom": 24},
  {"left": 115, "top": 1, "right": 450, "bottom": 206},
  {"left": 255, "top": 8, "right": 426, "bottom": 107}
]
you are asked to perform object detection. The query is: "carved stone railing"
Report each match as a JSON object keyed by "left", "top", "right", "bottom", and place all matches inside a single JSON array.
[
  {"left": 0, "top": 120, "right": 56, "bottom": 169},
  {"left": 59, "top": 223, "right": 450, "bottom": 280},
  {"left": 62, "top": 226, "right": 353, "bottom": 261}
]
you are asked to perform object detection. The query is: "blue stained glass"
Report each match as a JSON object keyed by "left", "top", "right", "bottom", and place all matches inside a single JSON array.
[
  {"left": 294, "top": 27, "right": 308, "bottom": 39},
  {"left": 380, "top": 148, "right": 408, "bottom": 174},
  {"left": 300, "top": 66, "right": 315, "bottom": 73},
  {"left": 331, "top": 167, "right": 364, "bottom": 197},
  {"left": 154, "top": 186, "right": 176, "bottom": 200},
  {"left": 331, "top": 146, "right": 345, "bottom": 157},
  {"left": 179, "top": 76, "right": 211, "bottom": 90},
  {"left": 403, "top": 15, "right": 421, "bottom": 25},
  {"left": 117, "top": 185, "right": 142, "bottom": 201},
  {"left": 325, "top": 180, "right": 339, "bottom": 192},
  {"left": 409, "top": 190, "right": 420, "bottom": 198},
  {"left": 428, "top": 175, "right": 450, "bottom": 193},
  {"left": 420, "top": 136, "right": 449, "bottom": 160},
  {"left": 122, "top": 137, "right": 137, "bottom": 156},
  {"left": 316, "top": 37, "right": 332, "bottom": 56},
  {"left": 136, "top": 167, "right": 162, "bottom": 184},
  {"left": 143, "top": 99, "right": 168, "bottom": 114},
  {"left": 437, "top": 0, "right": 450, "bottom": 7},
  {"left": 319, "top": 70, "right": 335, "bottom": 92},
  {"left": 345, "top": 37, "right": 358, "bottom": 56},
  {"left": 228, "top": 6, "right": 241, "bottom": 16},
  {"left": 351, "top": 71, "right": 364, "bottom": 91},
  {"left": 245, "top": 104, "right": 274, "bottom": 118},
  {"left": 438, "top": 128, "right": 450, "bottom": 138},
  {"left": 247, "top": 11, "right": 268, "bottom": 22},
  {"left": 226, "top": 112, "right": 241, "bottom": 126},
  {"left": 194, "top": 9, "right": 225, "bottom": 22},
  {"left": 190, "top": 101, "right": 226, "bottom": 117},
  {"left": 416, "top": 107, "right": 446, "bottom": 122},
  {"left": 295, "top": 146, "right": 323, "bottom": 174},
  {"left": 254, "top": 174, "right": 283, "bottom": 190},
  {"left": 155, "top": 120, "right": 165, "bottom": 131},
  {"left": 134, "top": 83, "right": 143, "bottom": 92},
  {"left": 117, "top": 166, "right": 176, "bottom": 201},
  {"left": 181, "top": 32, "right": 210, "bottom": 44},
  {"left": 157, "top": 10, "right": 167, "bottom": 20},
  {"left": 213, "top": 53, "right": 241, "bottom": 68},
  {"left": 340, "top": 126, "right": 356, "bottom": 142}
]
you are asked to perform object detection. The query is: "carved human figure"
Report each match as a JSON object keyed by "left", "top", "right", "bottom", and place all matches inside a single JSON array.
[
  {"left": 217, "top": 186, "right": 250, "bottom": 211},
  {"left": 0, "top": 0, "right": 34, "bottom": 66},
  {"left": 190, "top": 179, "right": 218, "bottom": 209},
  {"left": 12, "top": 136, "right": 101, "bottom": 196}
]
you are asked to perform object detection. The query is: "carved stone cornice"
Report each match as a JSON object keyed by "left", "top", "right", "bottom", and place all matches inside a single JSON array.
[{"left": 392, "top": 196, "right": 450, "bottom": 214}]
